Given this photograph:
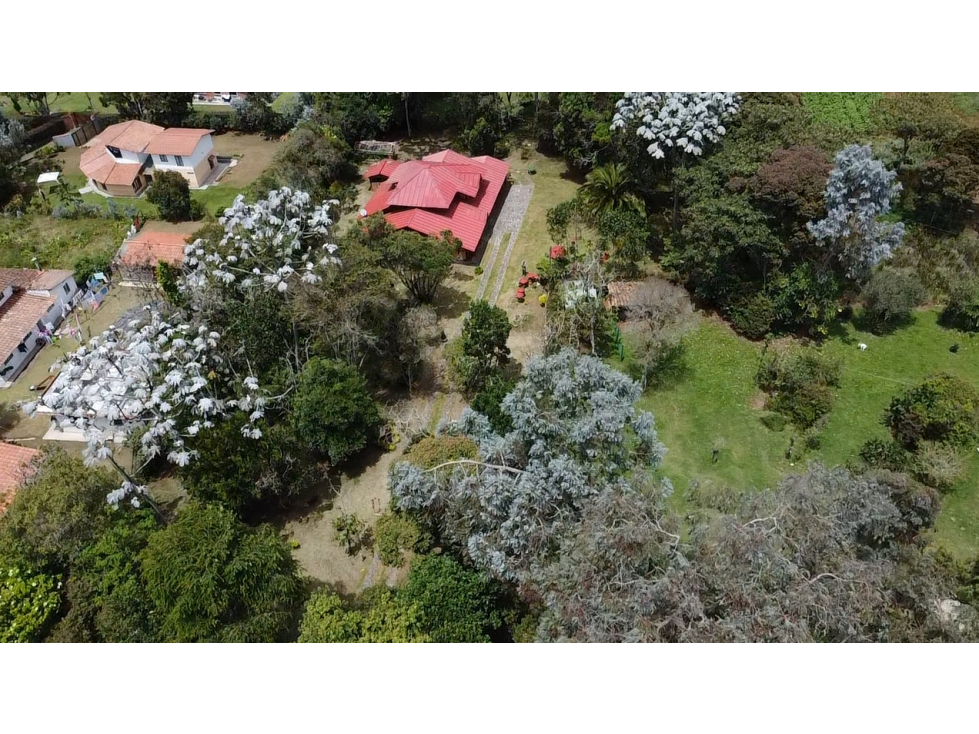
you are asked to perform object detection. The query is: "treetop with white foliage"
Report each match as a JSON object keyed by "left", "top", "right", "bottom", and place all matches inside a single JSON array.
[
  {"left": 611, "top": 92, "right": 741, "bottom": 159},
  {"left": 391, "top": 349, "right": 668, "bottom": 580},
  {"left": 182, "top": 187, "right": 339, "bottom": 294},
  {"left": 22, "top": 187, "right": 342, "bottom": 509},
  {"left": 807, "top": 144, "right": 905, "bottom": 279}
]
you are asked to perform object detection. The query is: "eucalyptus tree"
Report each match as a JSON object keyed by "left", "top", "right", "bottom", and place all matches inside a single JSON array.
[
  {"left": 391, "top": 348, "right": 668, "bottom": 581},
  {"left": 807, "top": 144, "right": 905, "bottom": 281}
]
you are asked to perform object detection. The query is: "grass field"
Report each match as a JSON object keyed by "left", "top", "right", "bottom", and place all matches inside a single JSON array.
[
  {"left": 629, "top": 309, "right": 979, "bottom": 558},
  {"left": 0, "top": 93, "right": 238, "bottom": 117},
  {"left": 951, "top": 93, "right": 979, "bottom": 116},
  {"left": 801, "top": 92, "right": 883, "bottom": 135}
]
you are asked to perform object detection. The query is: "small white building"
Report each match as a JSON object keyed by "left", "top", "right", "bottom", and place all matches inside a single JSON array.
[
  {"left": 79, "top": 121, "right": 217, "bottom": 197},
  {"left": 0, "top": 269, "right": 80, "bottom": 383}
]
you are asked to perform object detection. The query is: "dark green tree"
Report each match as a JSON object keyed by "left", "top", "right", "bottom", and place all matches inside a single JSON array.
[
  {"left": 99, "top": 93, "right": 193, "bottom": 127},
  {"left": 861, "top": 267, "right": 926, "bottom": 333},
  {"left": 146, "top": 171, "right": 192, "bottom": 222},
  {"left": 885, "top": 373, "right": 979, "bottom": 450},
  {"left": 291, "top": 358, "right": 382, "bottom": 465},
  {"left": 140, "top": 503, "right": 305, "bottom": 643},
  {"left": 375, "top": 228, "right": 458, "bottom": 304},
  {"left": 402, "top": 554, "right": 506, "bottom": 643}
]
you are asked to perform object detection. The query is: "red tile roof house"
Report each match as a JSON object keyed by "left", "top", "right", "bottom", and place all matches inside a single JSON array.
[
  {"left": 114, "top": 228, "right": 188, "bottom": 285},
  {"left": 0, "top": 269, "right": 79, "bottom": 383},
  {"left": 0, "top": 443, "right": 40, "bottom": 516},
  {"left": 361, "top": 150, "right": 510, "bottom": 260},
  {"left": 79, "top": 121, "right": 218, "bottom": 197}
]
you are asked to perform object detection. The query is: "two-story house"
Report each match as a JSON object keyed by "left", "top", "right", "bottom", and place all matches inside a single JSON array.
[
  {"left": 79, "top": 121, "right": 217, "bottom": 197},
  {"left": 0, "top": 269, "right": 79, "bottom": 383}
]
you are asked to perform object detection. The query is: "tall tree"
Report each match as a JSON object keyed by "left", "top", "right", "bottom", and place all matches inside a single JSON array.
[
  {"left": 3, "top": 92, "right": 63, "bottom": 116},
  {"left": 140, "top": 502, "right": 305, "bottom": 642},
  {"left": 392, "top": 349, "right": 667, "bottom": 580},
  {"left": 374, "top": 227, "right": 458, "bottom": 304},
  {"left": 99, "top": 93, "right": 193, "bottom": 127},
  {"left": 578, "top": 162, "right": 643, "bottom": 218},
  {"left": 808, "top": 144, "right": 905, "bottom": 281}
]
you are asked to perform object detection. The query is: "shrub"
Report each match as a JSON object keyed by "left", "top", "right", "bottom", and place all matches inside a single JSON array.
[
  {"left": 760, "top": 412, "right": 788, "bottom": 432},
  {"left": 374, "top": 512, "right": 431, "bottom": 567},
  {"left": 757, "top": 347, "right": 842, "bottom": 428},
  {"left": 885, "top": 372, "right": 979, "bottom": 450},
  {"left": 862, "top": 268, "right": 926, "bottom": 333},
  {"left": 291, "top": 358, "right": 382, "bottom": 465},
  {"left": 332, "top": 513, "right": 372, "bottom": 555},
  {"left": 769, "top": 382, "right": 834, "bottom": 429},
  {"left": 474, "top": 266, "right": 484, "bottom": 276},
  {"left": 860, "top": 437, "right": 912, "bottom": 472},
  {"left": 73, "top": 251, "right": 114, "bottom": 287},
  {"left": 913, "top": 441, "right": 966, "bottom": 491},
  {"left": 403, "top": 435, "right": 479, "bottom": 471},
  {"left": 146, "top": 171, "right": 192, "bottom": 222},
  {"left": 727, "top": 293, "right": 776, "bottom": 340},
  {"left": 940, "top": 280, "right": 979, "bottom": 332}
]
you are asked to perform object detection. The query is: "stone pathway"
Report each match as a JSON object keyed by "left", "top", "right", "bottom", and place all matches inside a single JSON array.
[{"left": 475, "top": 183, "right": 534, "bottom": 302}]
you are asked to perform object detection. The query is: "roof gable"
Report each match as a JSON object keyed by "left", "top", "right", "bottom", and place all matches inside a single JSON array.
[
  {"left": 143, "top": 128, "right": 214, "bottom": 156},
  {"left": 362, "top": 150, "right": 510, "bottom": 252},
  {"left": 117, "top": 230, "right": 188, "bottom": 268}
]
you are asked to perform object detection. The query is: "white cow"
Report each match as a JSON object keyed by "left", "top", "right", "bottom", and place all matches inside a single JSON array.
[{"left": 858, "top": 343, "right": 868, "bottom": 351}]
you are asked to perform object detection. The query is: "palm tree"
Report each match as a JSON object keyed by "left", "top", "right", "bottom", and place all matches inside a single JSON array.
[{"left": 579, "top": 162, "right": 644, "bottom": 218}]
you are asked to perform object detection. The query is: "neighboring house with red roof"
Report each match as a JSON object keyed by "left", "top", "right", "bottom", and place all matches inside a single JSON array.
[
  {"left": 79, "top": 121, "right": 218, "bottom": 197},
  {"left": 1, "top": 269, "right": 79, "bottom": 383},
  {"left": 361, "top": 150, "right": 510, "bottom": 257},
  {"left": 114, "top": 228, "right": 188, "bottom": 284},
  {"left": 0, "top": 443, "right": 40, "bottom": 516}
]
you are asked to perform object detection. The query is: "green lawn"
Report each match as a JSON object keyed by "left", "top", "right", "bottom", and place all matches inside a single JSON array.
[
  {"left": 801, "top": 92, "right": 883, "bottom": 135},
  {"left": 629, "top": 309, "right": 979, "bottom": 558},
  {"left": 271, "top": 92, "right": 298, "bottom": 113},
  {"left": 951, "top": 93, "right": 979, "bottom": 116}
]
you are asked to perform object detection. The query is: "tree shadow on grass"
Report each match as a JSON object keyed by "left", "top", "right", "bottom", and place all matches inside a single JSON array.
[{"left": 433, "top": 284, "right": 471, "bottom": 321}]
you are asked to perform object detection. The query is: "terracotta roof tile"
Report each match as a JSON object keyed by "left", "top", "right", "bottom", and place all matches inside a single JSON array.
[
  {"left": 143, "top": 128, "right": 213, "bottom": 156},
  {"left": 118, "top": 230, "right": 188, "bottom": 268},
  {"left": 0, "top": 268, "right": 37, "bottom": 292},
  {"left": 0, "top": 291, "right": 56, "bottom": 362},
  {"left": 0, "top": 443, "right": 40, "bottom": 515},
  {"left": 103, "top": 162, "right": 143, "bottom": 186},
  {"left": 26, "top": 270, "right": 73, "bottom": 292},
  {"left": 90, "top": 120, "right": 165, "bottom": 153}
]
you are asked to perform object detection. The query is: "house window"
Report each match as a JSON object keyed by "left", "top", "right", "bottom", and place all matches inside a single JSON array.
[
  {"left": 174, "top": 155, "right": 184, "bottom": 166},
  {"left": 17, "top": 343, "right": 28, "bottom": 354},
  {"left": 63, "top": 283, "right": 70, "bottom": 294},
  {"left": 107, "top": 145, "right": 122, "bottom": 159},
  {"left": 159, "top": 154, "right": 169, "bottom": 163}
]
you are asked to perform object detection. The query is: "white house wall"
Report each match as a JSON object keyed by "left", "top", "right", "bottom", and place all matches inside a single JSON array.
[{"left": 151, "top": 135, "right": 214, "bottom": 178}]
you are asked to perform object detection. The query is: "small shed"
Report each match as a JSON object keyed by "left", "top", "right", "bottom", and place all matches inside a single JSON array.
[{"left": 604, "top": 281, "right": 643, "bottom": 316}]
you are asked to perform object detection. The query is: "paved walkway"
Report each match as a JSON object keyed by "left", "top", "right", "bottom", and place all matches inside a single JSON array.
[{"left": 475, "top": 183, "right": 534, "bottom": 302}]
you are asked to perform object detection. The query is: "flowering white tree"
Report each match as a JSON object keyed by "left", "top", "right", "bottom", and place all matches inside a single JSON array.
[
  {"left": 22, "top": 187, "right": 341, "bottom": 510},
  {"left": 807, "top": 144, "right": 905, "bottom": 280},
  {"left": 391, "top": 349, "right": 668, "bottom": 581},
  {"left": 23, "top": 307, "right": 265, "bottom": 509},
  {"left": 611, "top": 92, "right": 740, "bottom": 159},
  {"left": 182, "top": 187, "right": 339, "bottom": 294}
]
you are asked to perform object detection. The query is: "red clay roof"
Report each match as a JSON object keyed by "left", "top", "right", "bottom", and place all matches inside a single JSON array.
[
  {"left": 118, "top": 230, "right": 188, "bottom": 268},
  {"left": 0, "top": 291, "right": 55, "bottom": 362},
  {"left": 91, "top": 120, "right": 166, "bottom": 153},
  {"left": 365, "top": 159, "right": 401, "bottom": 179},
  {"left": 103, "top": 162, "right": 144, "bottom": 186},
  {"left": 362, "top": 150, "right": 509, "bottom": 253},
  {"left": 0, "top": 443, "right": 40, "bottom": 515},
  {"left": 26, "top": 270, "right": 73, "bottom": 292},
  {"left": 143, "top": 128, "right": 213, "bottom": 156}
]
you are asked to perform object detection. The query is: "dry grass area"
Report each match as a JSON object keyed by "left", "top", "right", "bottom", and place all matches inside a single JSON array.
[{"left": 210, "top": 133, "right": 281, "bottom": 187}]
